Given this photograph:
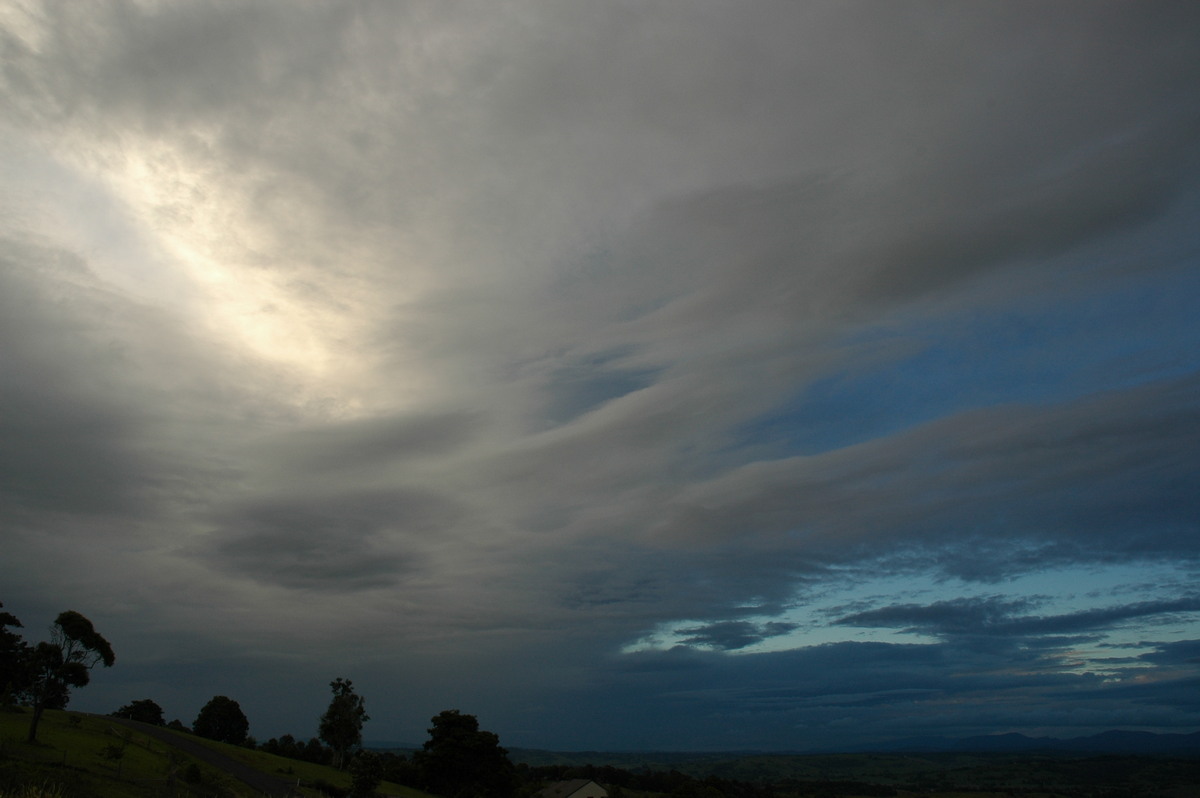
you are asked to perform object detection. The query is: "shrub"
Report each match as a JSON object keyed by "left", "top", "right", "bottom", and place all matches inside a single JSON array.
[{"left": 183, "top": 763, "right": 204, "bottom": 784}]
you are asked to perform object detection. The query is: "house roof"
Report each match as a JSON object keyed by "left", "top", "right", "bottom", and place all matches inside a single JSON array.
[{"left": 534, "top": 779, "right": 608, "bottom": 798}]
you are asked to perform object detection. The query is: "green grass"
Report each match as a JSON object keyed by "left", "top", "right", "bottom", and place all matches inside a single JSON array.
[
  {"left": 177, "top": 732, "right": 427, "bottom": 798},
  {"left": 0, "top": 708, "right": 193, "bottom": 798},
  {"left": 0, "top": 783, "right": 67, "bottom": 798},
  {"left": 0, "top": 708, "right": 432, "bottom": 798}
]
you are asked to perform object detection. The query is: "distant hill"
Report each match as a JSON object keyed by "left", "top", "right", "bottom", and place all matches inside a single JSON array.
[
  {"left": 916, "top": 729, "right": 1200, "bottom": 755},
  {"left": 502, "top": 729, "right": 1200, "bottom": 767},
  {"left": 365, "top": 741, "right": 422, "bottom": 752},
  {"left": 375, "top": 733, "right": 1200, "bottom": 795}
]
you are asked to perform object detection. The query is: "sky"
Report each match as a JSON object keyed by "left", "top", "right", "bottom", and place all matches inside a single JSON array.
[{"left": 2, "top": 0, "right": 1199, "bottom": 753}]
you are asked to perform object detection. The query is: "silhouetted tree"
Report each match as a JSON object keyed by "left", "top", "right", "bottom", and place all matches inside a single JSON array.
[
  {"left": 112, "top": 698, "right": 165, "bottom": 725},
  {"left": 319, "top": 677, "right": 369, "bottom": 770},
  {"left": 262, "top": 733, "right": 305, "bottom": 760},
  {"left": 301, "top": 736, "right": 332, "bottom": 765},
  {"left": 0, "top": 602, "right": 28, "bottom": 709},
  {"left": 23, "top": 610, "right": 115, "bottom": 742},
  {"left": 193, "top": 695, "right": 249, "bottom": 744},
  {"left": 415, "top": 709, "right": 516, "bottom": 798},
  {"left": 380, "top": 751, "right": 420, "bottom": 787},
  {"left": 280, "top": 733, "right": 303, "bottom": 759},
  {"left": 350, "top": 751, "right": 384, "bottom": 797}
]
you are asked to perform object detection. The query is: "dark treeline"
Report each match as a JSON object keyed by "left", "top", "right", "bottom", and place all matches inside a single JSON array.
[
  {"left": 258, "top": 732, "right": 338, "bottom": 766},
  {"left": 514, "top": 764, "right": 895, "bottom": 798},
  {"left": 239, "top": 747, "right": 897, "bottom": 798}
]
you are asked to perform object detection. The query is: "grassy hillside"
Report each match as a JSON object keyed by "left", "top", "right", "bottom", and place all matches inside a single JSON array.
[
  {"left": 178, "top": 732, "right": 429, "bottom": 798},
  {"left": 1, "top": 708, "right": 214, "bottom": 798},
  {"left": 0, "top": 708, "right": 427, "bottom": 798}
]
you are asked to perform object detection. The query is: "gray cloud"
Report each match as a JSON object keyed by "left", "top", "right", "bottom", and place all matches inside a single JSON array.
[
  {"left": 853, "top": 129, "right": 1197, "bottom": 304},
  {"left": 0, "top": 236, "right": 248, "bottom": 519},
  {"left": 674, "top": 621, "right": 800, "bottom": 652},
  {"left": 2, "top": 0, "right": 1198, "bottom": 750},
  {"left": 0, "top": 241, "right": 148, "bottom": 514},
  {"left": 836, "top": 595, "right": 1200, "bottom": 639},
  {"left": 199, "top": 488, "right": 457, "bottom": 592},
  {"left": 650, "top": 373, "right": 1200, "bottom": 578},
  {"left": 252, "top": 412, "right": 482, "bottom": 475}
]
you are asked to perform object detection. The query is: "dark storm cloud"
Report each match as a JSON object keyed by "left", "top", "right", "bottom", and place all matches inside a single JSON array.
[
  {"left": 836, "top": 595, "right": 1040, "bottom": 635},
  {"left": 1043, "top": 663, "right": 1200, "bottom": 716},
  {"left": 200, "top": 488, "right": 457, "bottom": 591},
  {"left": 1138, "top": 640, "right": 1200, "bottom": 668},
  {"left": 674, "top": 620, "right": 800, "bottom": 652}
]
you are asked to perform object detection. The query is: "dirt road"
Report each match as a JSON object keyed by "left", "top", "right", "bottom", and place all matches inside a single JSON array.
[{"left": 105, "top": 716, "right": 301, "bottom": 797}]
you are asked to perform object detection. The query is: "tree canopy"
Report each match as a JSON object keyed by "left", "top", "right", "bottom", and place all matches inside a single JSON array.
[
  {"left": 415, "top": 709, "right": 516, "bottom": 798},
  {"left": 193, "top": 695, "right": 250, "bottom": 745},
  {"left": 319, "top": 677, "right": 369, "bottom": 770},
  {"left": 23, "top": 610, "right": 115, "bottom": 742},
  {"left": 113, "top": 698, "right": 166, "bottom": 725},
  {"left": 350, "top": 750, "right": 384, "bottom": 797},
  {"left": 0, "top": 602, "right": 27, "bottom": 707}
]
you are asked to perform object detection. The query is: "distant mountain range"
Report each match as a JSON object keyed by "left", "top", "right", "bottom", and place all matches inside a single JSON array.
[
  {"left": 368, "top": 729, "right": 1200, "bottom": 761},
  {"left": 872, "top": 729, "right": 1200, "bottom": 755}
]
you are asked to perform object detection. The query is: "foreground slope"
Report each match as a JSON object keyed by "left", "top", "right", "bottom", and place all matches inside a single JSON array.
[{"left": 0, "top": 709, "right": 424, "bottom": 797}]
